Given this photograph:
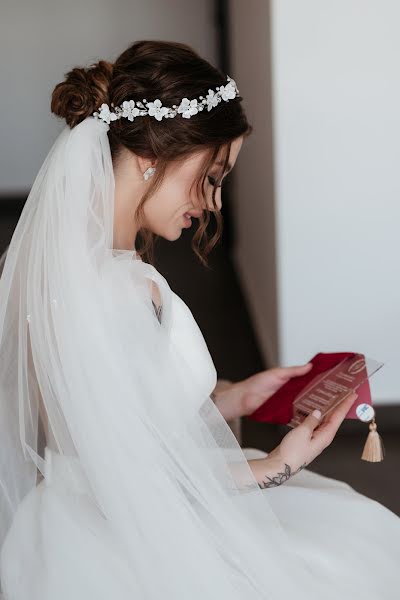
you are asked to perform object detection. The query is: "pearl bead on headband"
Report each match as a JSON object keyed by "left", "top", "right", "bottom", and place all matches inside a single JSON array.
[{"left": 92, "top": 75, "right": 239, "bottom": 124}]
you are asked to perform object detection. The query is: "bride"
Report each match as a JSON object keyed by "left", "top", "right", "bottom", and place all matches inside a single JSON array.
[{"left": 0, "top": 39, "right": 399, "bottom": 600}]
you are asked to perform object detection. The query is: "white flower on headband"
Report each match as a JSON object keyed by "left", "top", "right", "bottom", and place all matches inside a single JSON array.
[
  {"left": 121, "top": 100, "right": 140, "bottom": 121},
  {"left": 92, "top": 75, "right": 240, "bottom": 123},
  {"left": 178, "top": 98, "right": 199, "bottom": 119},
  {"left": 219, "top": 81, "right": 237, "bottom": 101},
  {"left": 147, "top": 99, "right": 169, "bottom": 121},
  {"left": 96, "top": 103, "right": 118, "bottom": 124},
  {"left": 205, "top": 89, "right": 220, "bottom": 112}
]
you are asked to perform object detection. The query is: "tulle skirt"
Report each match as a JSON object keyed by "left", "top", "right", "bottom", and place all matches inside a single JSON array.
[{"left": 1, "top": 446, "right": 400, "bottom": 599}]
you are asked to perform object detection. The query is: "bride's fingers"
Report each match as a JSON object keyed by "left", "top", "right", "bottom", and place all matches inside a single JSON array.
[
  {"left": 315, "top": 392, "right": 359, "bottom": 435},
  {"left": 273, "top": 363, "right": 313, "bottom": 379},
  {"left": 288, "top": 362, "right": 313, "bottom": 372},
  {"left": 299, "top": 409, "right": 323, "bottom": 435}
]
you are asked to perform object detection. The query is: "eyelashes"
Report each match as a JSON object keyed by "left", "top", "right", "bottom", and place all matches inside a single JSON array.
[
  {"left": 208, "top": 175, "right": 222, "bottom": 188},
  {"left": 208, "top": 170, "right": 232, "bottom": 188}
]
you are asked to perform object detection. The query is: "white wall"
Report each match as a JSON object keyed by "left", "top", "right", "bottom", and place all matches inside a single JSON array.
[
  {"left": 0, "top": 0, "right": 217, "bottom": 192},
  {"left": 231, "top": 0, "right": 400, "bottom": 405}
]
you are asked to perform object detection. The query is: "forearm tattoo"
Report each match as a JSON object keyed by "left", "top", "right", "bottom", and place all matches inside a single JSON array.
[{"left": 258, "top": 462, "right": 307, "bottom": 489}]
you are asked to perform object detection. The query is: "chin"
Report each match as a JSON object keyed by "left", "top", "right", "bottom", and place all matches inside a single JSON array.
[
  {"left": 171, "top": 229, "right": 183, "bottom": 241},
  {"left": 159, "top": 227, "right": 183, "bottom": 242}
]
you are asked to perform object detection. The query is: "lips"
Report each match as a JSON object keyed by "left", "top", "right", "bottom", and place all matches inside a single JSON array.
[
  {"left": 182, "top": 210, "right": 202, "bottom": 228},
  {"left": 182, "top": 214, "right": 192, "bottom": 227}
]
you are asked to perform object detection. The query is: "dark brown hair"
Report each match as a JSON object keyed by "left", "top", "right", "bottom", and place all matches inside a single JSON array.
[{"left": 51, "top": 40, "right": 252, "bottom": 266}]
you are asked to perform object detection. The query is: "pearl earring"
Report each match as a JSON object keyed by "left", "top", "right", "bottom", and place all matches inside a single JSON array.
[{"left": 143, "top": 167, "right": 156, "bottom": 181}]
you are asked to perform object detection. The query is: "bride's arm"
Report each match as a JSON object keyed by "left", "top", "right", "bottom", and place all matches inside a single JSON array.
[
  {"left": 246, "top": 391, "right": 357, "bottom": 489},
  {"left": 247, "top": 454, "right": 307, "bottom": 488},
  {"left": 211, "top": 382, "right": 307, "bottom": 488},
  {"left": 210, "top": 379, "right": 244, "bottom": 421}
]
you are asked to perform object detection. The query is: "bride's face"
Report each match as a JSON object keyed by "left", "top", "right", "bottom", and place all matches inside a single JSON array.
[
  {"left": 112, "top": 136, "right": 244, "bottom": 249},
  {"left": 142, "top": 135, "right": 244, "bottom": 240}
]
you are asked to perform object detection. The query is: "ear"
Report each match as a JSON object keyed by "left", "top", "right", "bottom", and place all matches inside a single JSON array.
[{"left": 137, "top": 155, "right": 157, "bottom": 175}]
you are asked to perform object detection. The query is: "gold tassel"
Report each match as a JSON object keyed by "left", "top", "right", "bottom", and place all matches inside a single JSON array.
[{"left": 361, "top": 418, "right": 385, "bottom": 462}]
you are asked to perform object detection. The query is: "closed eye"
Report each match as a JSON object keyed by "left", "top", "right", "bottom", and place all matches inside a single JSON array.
[{"left": 208, "top": 175, "right": 222, "bottom": 188}]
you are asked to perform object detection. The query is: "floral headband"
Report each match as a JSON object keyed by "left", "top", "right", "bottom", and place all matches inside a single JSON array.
[{"left": 93, "top": 75, "right": 239, "bottom": 124}]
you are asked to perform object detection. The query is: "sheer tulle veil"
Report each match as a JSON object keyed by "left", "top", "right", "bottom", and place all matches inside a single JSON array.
[{"left": 0, "top": 117, "right": 339, "bottom": 598}]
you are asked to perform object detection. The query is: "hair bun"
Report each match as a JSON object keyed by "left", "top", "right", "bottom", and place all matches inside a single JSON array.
[{"left": 51, "top": 60, "right": 113, "bottom": 128}]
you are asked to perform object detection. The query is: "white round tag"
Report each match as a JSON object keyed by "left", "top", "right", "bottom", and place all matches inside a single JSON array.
[{"left": 355, "top": 403, "right": 375, "bottom": 423}]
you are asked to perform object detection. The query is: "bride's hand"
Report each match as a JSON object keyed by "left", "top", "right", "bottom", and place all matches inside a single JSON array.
[
  {"left": 249, "top": 391, "right": 358, "bottom": 487},
  {"left": 267, "top": 391, "right": 359, "bottom": 472},
  {"left": 213, "top": 363, "right": 313, "bottom": 421}
]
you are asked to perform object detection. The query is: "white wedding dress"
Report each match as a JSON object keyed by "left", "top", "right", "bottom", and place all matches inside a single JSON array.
[
  {"left": 1, "top": 118, "right": 399, "bottom": 599},
  {"left": 1, "top": 283, "right": 400, "bottom": 599}
]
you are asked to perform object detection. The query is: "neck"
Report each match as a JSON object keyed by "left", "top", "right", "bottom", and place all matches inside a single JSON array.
[
  {"left": 113, "top": 175, "right": 140, "bottom": 251},
  {"left": 112, "top": 149, "right": 151, "bottom": 251}
]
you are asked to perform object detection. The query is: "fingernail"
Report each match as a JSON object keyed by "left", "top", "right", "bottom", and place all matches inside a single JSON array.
[{"left": 312, "top": 409, "right": 322, "bottom": 419}]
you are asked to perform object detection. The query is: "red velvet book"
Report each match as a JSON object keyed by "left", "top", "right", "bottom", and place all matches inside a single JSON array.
[{"left": 247, "top": 352, "right": 384, "bottom": 427}]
